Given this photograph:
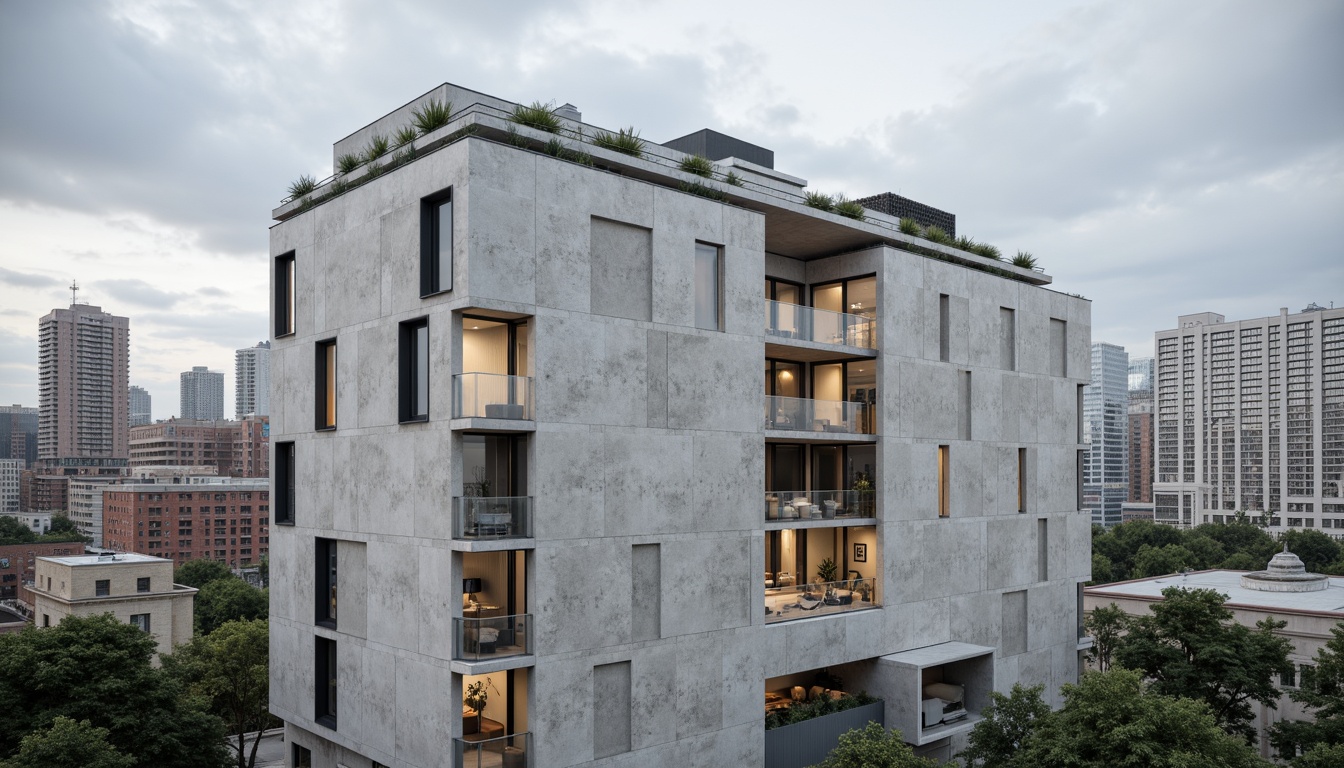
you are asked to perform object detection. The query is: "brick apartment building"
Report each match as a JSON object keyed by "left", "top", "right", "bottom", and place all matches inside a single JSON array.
[
  {"left": 128, "top": 415, "right": 269, "bottom": 478},
  {"left": 102, "top": 479, "right": 269, "bottom": 567},
  {"left": 19, "top": 472, "right": 68, "bottom": 513},
  {"left": 0, "top": 540, "right": 85, "bottom": 601}
]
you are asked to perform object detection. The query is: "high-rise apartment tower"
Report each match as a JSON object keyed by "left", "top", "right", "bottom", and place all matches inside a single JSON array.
[
  {"left": 235, "top": 341, "right": 271, "bottom": 419},
  {"left": 37, "top": 303, "right": 130, "bottom": 474},
  {"left": 180, "top": 366, "right": 224, "bottom": 420},
  {"left": 129, "top": 385, "right": 152, "bottom": 426},
  {"left": 1154, "top": 308, "right": 1344, "bottom": 532},
  {"left": 1083, "top": 342, "right": 1129, "bottom": 527}
]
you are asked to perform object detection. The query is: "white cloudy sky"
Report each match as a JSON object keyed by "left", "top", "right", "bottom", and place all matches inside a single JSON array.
[{"left": 1, "top": 0, "right": 1340, "bottom": 418}]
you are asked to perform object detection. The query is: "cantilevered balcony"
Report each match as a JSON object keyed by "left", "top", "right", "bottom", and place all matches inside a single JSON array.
[
  {"left": 766, "top": 300, "right": 876, "bottom": 354},
  {"left": 453, "top": 496, "right": 533, "bottom": 541},
  {"left": 765, "top": 395, "right": 874, "bottom": 437}
]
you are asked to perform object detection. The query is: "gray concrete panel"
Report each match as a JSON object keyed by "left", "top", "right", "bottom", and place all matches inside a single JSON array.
[{"left": 666, "top": 332, "right": 761, "bottom": 433}]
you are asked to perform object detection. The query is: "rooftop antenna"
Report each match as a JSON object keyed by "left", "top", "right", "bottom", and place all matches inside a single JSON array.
[{"left": 69, "top": 280, "right": 79, "bottom": 306}]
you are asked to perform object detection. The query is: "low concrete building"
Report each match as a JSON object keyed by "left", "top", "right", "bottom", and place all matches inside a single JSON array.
[
  {"left": 1084, "top": 550, "right": 1343, "bottom": 760},
  {"left": 30, "top": 552, "right": 196, "bottom": 656}
]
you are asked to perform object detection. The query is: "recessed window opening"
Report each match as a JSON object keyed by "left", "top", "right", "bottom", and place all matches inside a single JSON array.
[{"left": 420, "top": 189, "right": 452, "bottom": 296}]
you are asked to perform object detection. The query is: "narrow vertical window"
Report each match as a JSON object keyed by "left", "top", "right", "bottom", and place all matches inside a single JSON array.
[
  {"left": 1000, "top": 307, "right": 1016, "bottom": 370},
  {"left": 1018, "top": 448, "right": 1028, "bottom": 513},
  {"left": 420, "top": 190, "right": 453, "bottom": 296},
  {"left": 938, "top": 445, "right": 950, "bottom": 517},
  {"left": 316, "top": 538, "right": 337, "bottom": 628},
  {"left": 1050, "top": 318, "right": 1068, "bottom": 377},
  {"left": 315, "top": 637, "right": 337, "bottom": 729},
  {"left": 275, "top": 251, "right": 295, "bottom": 336},
  {"left": 938, "top": 294, "right": 950, "bottom": 362},
  {"left": 959, "top": 371, "right": 972, "bottom": 440},
  {"left": 275, "top": 442, "right": 295, "bottom": 525},
  {"left": 1037, "top": 518, "right": 1048, "bottom": 581},
  {"left": 399, "top": 319, "right": 430, "bottom": 422},
  {"left": 315, "top": 339, "right": 337, "bottom": 430},
  {"left": 694, "top": 242, "right": 721, "bottom": 331}
]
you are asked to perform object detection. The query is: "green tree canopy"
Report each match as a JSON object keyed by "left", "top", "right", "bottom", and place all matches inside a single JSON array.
[
  {"left": 174, "top": 559, "right": 235, "bottom": 590},
  {"left": 0, "top": 516, "right": 36, "bottom": 545},
  {"left": 0, "top": 614, "right": 230, "bottom": 768},
  {"left": 1010, "top": 669, "right": 1272, "bottom": 768},
  {"left": 1113, "top": 587, "right": 1292, "bottom": 739},
  {"left": 957, "top": 684, "right": 1050, "bottom": 767},
  {"left": 1278, "top": 531, "right": 1342, "bottom": 574},
  {"left": 164, "top": 619, "right": 276, "bottom": 768},
  {"left": 195, "top": 577, "right": 268, "bottom": 635},
  {"left": 1222, "top": 552, "right": 1268, "bottom": 571},
  {"left": 1131, "top": 543, "right": 1197, "bottom": 578},
  {"left": 0, "top": 717, "right": 134, "bottom": 768},
  {"left": 1084, "top": 603, "right": 1129, "bottom": 673},
  {"left": 813, "top": 722, "right": 937, "bottom": 768},
  {"left": 1270, "top": 622, "right": 1344, "bottom": 763}
]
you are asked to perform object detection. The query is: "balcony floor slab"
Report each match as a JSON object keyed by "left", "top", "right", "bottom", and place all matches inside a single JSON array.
[{"left": 450, "top": 417, "right": 536, "bottom": 433}]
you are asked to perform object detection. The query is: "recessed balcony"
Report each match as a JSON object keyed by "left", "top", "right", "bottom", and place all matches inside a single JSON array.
[
  {"left": 765, "top": 576, "right": 878, "bottom": 624},
  {"left": 765, "top": 395, "right": 875, "bottom": 439},
  {"left": 453, "top": 496, "right": 533, "bottom": 541},
  {"left": 765, "top": 490, "right": 876, "bottom": 524},
  {"left": 453, "top": 614, "right": 533, "bottom": 665},
  {"left": 452, "top": 373, "right": 534, "bottom": 431},
  {"left": 765, "top": 301, "right": 877, "bottom": 361},
  {"left": 454, "top": 730, "right": 531, "bottom": 768}
]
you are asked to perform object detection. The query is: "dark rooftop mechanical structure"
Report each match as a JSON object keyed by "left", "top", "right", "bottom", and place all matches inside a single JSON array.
[
  {"left": 854, "top": 192, "right": 956, "bottom": 238},
  {"left": 662, "top": 129, "right": 775, "bottom": 169}
]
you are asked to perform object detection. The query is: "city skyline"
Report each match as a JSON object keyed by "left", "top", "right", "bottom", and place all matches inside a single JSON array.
[{"left": 0, "top": 1, "right": 1340, "bottom": 415}]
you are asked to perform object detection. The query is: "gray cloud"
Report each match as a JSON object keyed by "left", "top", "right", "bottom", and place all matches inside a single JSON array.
[
  {"left": 0, "top": 267, "right": 63, "bottom": 288},
  {"left": 96, "top": 279, "right": 185, "bottom": 308}
]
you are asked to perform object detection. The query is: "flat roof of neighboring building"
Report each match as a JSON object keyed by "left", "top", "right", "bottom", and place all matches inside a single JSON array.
[
  {"left": 39, "top": 552, "right": 169, "bottom": 567},
  {"left": 1086, "top": 570, "right": 1344, "bottom": 615}
]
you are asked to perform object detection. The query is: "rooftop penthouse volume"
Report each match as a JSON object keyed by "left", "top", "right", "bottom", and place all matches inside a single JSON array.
[{"left": 274, "top": 82, "right": 1050, "bottom": 286}]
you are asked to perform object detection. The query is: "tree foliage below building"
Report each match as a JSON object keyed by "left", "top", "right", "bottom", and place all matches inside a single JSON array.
[
  {"left": 813, "top": 722, "right": 938, "bottom": 768},
  {"left": 959, "top": 669, "right": 1272, "bottom": 768},
  {"left": 0, "top": 515, "right": 87, "bottom": 546},
  {"left": 1091, "top": 519, "right": 1344, "bottom": 584},
  {"left": 0, "top": 614, "right": 230, "bottom": 768},
  {"left": 1270, "top": 623, "right": 1344, "bottom": 766},
  {"left": 194, "top": 577, "right": 268, "bottom": 635}
]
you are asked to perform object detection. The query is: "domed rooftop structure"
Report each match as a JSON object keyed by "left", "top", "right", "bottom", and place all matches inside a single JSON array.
[{"left": 1240, "top": 545, "right": 1329, "bottom": 593}]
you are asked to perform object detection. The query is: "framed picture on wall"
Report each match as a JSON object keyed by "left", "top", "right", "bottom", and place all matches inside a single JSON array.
[{"left": 853, "top": 543, "right": 867, "bottom": 562}]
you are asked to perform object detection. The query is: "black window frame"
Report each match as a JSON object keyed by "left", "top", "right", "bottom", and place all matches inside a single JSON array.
[
  {"left": 399, "top": 318, "right": 430, "bottom": 423},
  {"left": 315, "top": 538, "right": 337, "bottom": 629},
  {"left": 420, "top": 188, "right": 453, "bottom": 297},
  {"left": 292, "top": 744, "right": 312, "bottom": 768},
  {"left": 274, "top": 251, "right": 296, "bottom": 337},
  {"left": 95, "top": 579, "right": 110, "bottom": 597},
  {"left": 315, "top": 637, "right": 337, "bottom": 729},
  {"left": 274, "top": 442, "right": 295, "bottom": 525},
  {"left": 315, "top": 338, "right": 337, "bottom": 430},
  {"left": 130, "top": 613, "right": 151, "bottom": 633},
  {"left": 137, "top": 576, "right": 150, "bottom": 593}
]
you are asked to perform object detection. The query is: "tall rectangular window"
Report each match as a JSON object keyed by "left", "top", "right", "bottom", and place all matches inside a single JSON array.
[
  {"left": 137, "top": 576, "right": 150, "bottom": 593},
  {"left": 938, "top": 445, "right": 950, "bottom": 517},
  {"left": 938, "top": 294, "right": 950, "bottom": 362},
  {"left": 316, "top": 538, "right": 337, "bottom": 628},
  {"left": 292, "top": 746, "right": 312, "bottom": 768},
  {"left": 959, "top": 371, "right": 972, "bottom": 440},
  {"left": 130, "top": 613, "right": 151, "bottom": 633},
  {"left": 1050, "top": 318, "right": 1068, "bottom": 376},
  {"left": 95, "top": 579, "right": 110, "bottom": 597},
  {"left": 275, "top": 442, "right": 295, "bottom": 525},
  {"left": 315, "top": 637, "right": 337, "bottom": 729},
  {"left": 420, "top": 190, "right": 452, "bottom": 296},
  {"left": 275, "top": 251, "right": 295, "bottom": 336},
  {"left": 399, "top": 319, "right": 430, "bottom": 422},
  {"left": 1000, "top": 307, "right": 1016, "bottom": 370},
  {"left": 1037, "top": 518, "right": 1049, "bottom": 581},
  {"left": 315, "top": 339, "right": 337, "bottom": 430},
  {"left": 1018, "top": 448, "right": 1028, "bottom": 513},
  {"left": 694, "top": 242, "right": 722, "bottom": 331}
]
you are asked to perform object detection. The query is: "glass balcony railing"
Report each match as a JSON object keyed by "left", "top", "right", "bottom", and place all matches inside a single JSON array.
[
  {"left": 454, "top": 373, "right": 533, "bottom": 420},
  {"left": 766, "top": 300, "right": 876, "bottom": 349},
  {"left": 453, "top": 614, "right": 532, "bottom": 662},
  {"left": 764, "top": 577, "right": 878, "bottom": 624},
  {"left": 765, "top": 395, "right": 873, "bottom": 434},
  {"left": 765, "top": 490, "right": 877, "bottom": 521},
  {"left": 453, "top": 496, "right": 533, "bottom": 540},
  {"left": 454, "top": 731, "right": 531, "bottom": 768}
]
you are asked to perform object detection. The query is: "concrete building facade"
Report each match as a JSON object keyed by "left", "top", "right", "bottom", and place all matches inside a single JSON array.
[
  {"left": 30, "top": 552, "right": 196, "bottom": 656},
  {"left": 0, "top": 404, "right": 38, "bottom": 467},
  {"left": 1153, "top": 308, "right": 1344, "bottom": 532},
  {"left": 181, "top": 366, "right": 225, "bottom": 421},
  {"left": 129, "top": 385, "right": 153, "bottom": 426},
  {"left": 1083, "top": 343, "right": 1129, "bottom": 527},
  {"left": 267, "top": 84, "right": 1092, "bottom": 768},
  {"left": 236, "top": 341, "right": 272, "bottom": 419},
  {"left": 37, "top": 303, "right": 130, "bottom": 474},
  {"left": 102, "top": 479, "right": 269, "bottom": 566}
]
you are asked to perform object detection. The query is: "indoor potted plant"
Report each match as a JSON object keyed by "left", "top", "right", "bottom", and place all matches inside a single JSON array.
[{"left": 465, "top": 680, "right": 489, "bottom": 733}]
